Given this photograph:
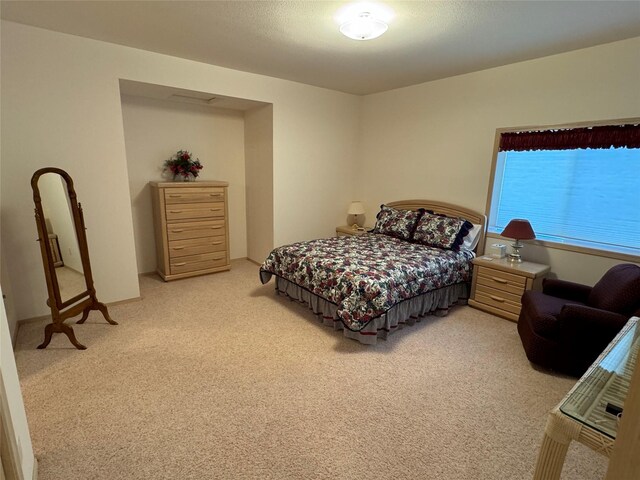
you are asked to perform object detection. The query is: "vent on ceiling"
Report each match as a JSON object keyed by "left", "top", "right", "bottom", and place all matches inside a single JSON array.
[{"left": 169, "top": 94, "right": 219, "bottom": 105}]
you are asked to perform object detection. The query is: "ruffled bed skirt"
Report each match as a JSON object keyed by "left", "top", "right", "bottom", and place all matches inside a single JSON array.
[{"left": 269, "top": 275, "right": 469, "bottom": 345}]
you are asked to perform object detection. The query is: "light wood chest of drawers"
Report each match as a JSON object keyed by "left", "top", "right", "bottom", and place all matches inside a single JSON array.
[
  {"left": 468, "top": 256, "right": 550, "bottom": 322},
  {"left": 150, "top": 181, "right": 230, "bottom": 281}
]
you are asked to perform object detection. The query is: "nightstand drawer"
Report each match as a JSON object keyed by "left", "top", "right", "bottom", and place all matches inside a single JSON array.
[
  {"left": 477, "top": 267, "right": 526, "bottom": 296},
  {"left": 474, "top": 289, "right": 522, "bottom": 316},
  {"left": 476, "top": 283, "right": 523, "bottom": 306}
]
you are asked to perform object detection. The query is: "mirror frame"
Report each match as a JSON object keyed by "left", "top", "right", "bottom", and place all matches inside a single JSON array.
[{"left": 31, "top": 167, "right": 117, "bottom": 350}]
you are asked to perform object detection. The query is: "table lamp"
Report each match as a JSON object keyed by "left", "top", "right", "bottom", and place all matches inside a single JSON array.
[
  {"left": 348, "top": 201, "right": 365, "bottom": 230},
  {"left": 501, "top": 219, "right": 535, "bottom": 262}
]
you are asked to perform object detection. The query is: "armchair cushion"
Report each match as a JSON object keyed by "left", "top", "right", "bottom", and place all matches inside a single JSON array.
[
  {"left": 588, "top": 264, "right": 640, "bottom": 316},
  {"left": 557, "top": 304, "right": 628, "bottom": 337}
]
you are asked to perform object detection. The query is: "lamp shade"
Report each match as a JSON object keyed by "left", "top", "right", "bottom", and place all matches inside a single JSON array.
[
  {"left": 347, "top": 201, "right": 365, "bottom": 215},
  {"left": 501, "top": 219, "right": 536, "bottom": 240}
]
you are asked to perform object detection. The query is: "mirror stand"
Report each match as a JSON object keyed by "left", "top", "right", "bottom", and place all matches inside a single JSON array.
[{"left": 32, "top": 168, "right": 117, "bottom": 350}]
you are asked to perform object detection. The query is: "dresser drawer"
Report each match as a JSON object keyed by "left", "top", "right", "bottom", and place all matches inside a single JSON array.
[
  {"left": 477, "top": 267, "right": 526, "bottom": 296},
  {"left": 164, "top": 187, "right": 225, "bottom": 204},
  {"left": 167, "top": 220, "right": 226, "bottom": 241},
  {"left": 170, "top": 252, "right": 228, "bottom": 275},
  {"left": 168, "top": 235, "right": 226, "bottom": 258},
  {"left": 165, "top": 202, "right": 225, "bottom": 222}
]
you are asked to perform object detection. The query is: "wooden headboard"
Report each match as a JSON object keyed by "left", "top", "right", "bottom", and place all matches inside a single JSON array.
[{"left": 386, "top": 199, "right": 487, "bottom": 256}]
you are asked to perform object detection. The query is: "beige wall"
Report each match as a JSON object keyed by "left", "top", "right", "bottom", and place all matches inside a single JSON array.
[
  {"left": 361, "top": 37, "right": 640, "bottom": 285},
  {"left": 1, "top": 21, "right": 360, "bottom": 320},
  {"left": 244, "top": 104, "right": 274, "bottom": 263},
  {"left": 1, "top": 251, "right": 18, "bottom": 343},
  {"left": 121, "top": 95, "right": 248, "bottom": 273}
]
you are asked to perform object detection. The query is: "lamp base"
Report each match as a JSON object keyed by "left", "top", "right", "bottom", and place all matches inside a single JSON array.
[
  {"left": 508, "top": 240, "right": 524, "bottom": 263},
  {"left": 508, "top": 252, "right": 523, "bottom": 263}
]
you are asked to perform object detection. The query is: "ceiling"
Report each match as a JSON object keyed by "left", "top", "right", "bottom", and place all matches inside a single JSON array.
[{"left": 2, "top": 1, "right": 640, "bottom": 95}]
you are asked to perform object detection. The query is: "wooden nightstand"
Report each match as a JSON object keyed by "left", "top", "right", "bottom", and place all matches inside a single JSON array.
[
  {"left": 469, "top": 256, "right": 550, "bottom": 322},
  {"left": 336, "top": 225, "right": 371, "bottom": 237}
]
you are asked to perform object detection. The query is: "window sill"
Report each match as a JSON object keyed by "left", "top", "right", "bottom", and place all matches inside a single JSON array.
[{"left": 486, "top": 233, "right": 640, "bottom": 263}]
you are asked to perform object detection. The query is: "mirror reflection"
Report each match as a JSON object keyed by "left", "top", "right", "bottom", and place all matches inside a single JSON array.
[{"left": 38, "top": 173, "right": 86, "bottom": 302}]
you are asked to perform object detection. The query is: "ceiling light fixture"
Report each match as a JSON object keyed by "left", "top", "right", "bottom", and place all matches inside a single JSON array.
[{"left": 340, "top": 11, "right": 388, "bottom": 41}]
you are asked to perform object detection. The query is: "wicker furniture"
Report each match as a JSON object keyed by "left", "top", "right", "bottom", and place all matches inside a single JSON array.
[
  {"left": 518, "top": 264, "right": 640, "bottom": 377},
  {"left": 150, "top": 181, "right": 230, "bottom": 281},
  {"left": 533, "top": 316, "right": 639, "bottom": 480},
  {"left": 468, "top": 256, "right": 549, "bottom": 321}
]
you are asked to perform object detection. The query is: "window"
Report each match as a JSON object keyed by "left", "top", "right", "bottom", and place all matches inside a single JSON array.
[{"left": 488, "top": 122, "right": 640, "bottom": 258}]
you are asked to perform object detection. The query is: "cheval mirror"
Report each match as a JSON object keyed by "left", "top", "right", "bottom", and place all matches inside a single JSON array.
[{"left": 31, "top": 167, "right": 117, "bottom": 350}]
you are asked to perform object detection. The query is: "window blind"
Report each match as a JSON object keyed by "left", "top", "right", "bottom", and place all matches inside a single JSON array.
[{"left": 490, "top": 148, "right": 640, "bottom": 255}]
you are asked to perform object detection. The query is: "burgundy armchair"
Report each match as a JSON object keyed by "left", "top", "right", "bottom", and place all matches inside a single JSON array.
[{"left": 518, "top": 263, "right": 640, "bottom": 377}]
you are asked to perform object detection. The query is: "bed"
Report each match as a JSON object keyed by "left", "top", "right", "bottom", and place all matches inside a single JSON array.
[{"left": 259, "top": 200, "right": 487, "bottom": 344}]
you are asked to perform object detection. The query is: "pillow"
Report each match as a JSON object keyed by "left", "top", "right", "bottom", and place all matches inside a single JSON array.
[
  {"left": 461, "top": 223, "right": 483, "bottom": 252},
  {"left": 372, "top": 204, "right": 423, "bottom": 241},
  {"left": 412, "top": 211, "right": 473, "bottom": 251}
]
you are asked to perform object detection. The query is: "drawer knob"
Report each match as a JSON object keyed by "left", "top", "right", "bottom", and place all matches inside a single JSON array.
[
  {"left": 171, "top": 229, "right": 185, "bottom": 233},
  {"left": 209, "top": 193, "right": 222, "bottom": 197},
  {"left": 489, "top": 294, "right": 505, "bottom": 303},
  {"left": 169, "top": 194, "right": 182, "bottom": 198},
  {"left": 169, "top": 210, "right": 183, "bottom": 213},
  {"left": 210, "top": 208, "right": 222, "bottom": 212},
  {"left": 212, "top": 241, "right": 223, "bottom": 245},
  {"left": 172, "top": 262, "right": 187, "bottom": 267},
  {"left": 211, "top": 226, "right": 222, "bottom": 230},
  {"left": 172, "top": 246, "right": 185, "bottom": 250},
  {"left": 491, "top": 276, "right": 508, "bottom": 284}
]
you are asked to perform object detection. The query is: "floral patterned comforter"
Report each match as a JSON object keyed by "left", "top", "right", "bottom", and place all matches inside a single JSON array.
[{"left": 260, "top": 233, "right": 474, "bottom": 331}]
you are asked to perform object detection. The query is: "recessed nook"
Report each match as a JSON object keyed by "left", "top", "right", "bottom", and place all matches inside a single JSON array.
[{"left": 118, "top": 80, "right": 274, "bottom": 283}]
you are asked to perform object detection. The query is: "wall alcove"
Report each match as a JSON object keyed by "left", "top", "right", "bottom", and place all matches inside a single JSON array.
[{"left": 118, "top": 80, "right": 274, "bottom": 279}]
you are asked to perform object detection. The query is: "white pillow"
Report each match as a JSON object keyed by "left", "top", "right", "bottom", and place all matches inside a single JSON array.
[{"left": 462, "top": 223, "right": 482, "bottom": 251}]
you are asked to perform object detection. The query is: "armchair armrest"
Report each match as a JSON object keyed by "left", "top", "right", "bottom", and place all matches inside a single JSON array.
[{"left": 542, "top": 278, "right": 592, "bottom": 303}]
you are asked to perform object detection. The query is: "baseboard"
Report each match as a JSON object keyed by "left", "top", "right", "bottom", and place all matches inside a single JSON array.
[
  {"left": 12, "top": 324, "right": 18, "bottom": 348},
  {"left": 106, "top": 296, "right": 142, "bottom": 307},
  {"left": 15, "top": 313, "right": 51, "bottom": 327},
  {"left": 229, "top": 257, "right": 261, "bottom": 266},
  {"left": 14, "top": 295, "right": 142, "bottom": 349}
]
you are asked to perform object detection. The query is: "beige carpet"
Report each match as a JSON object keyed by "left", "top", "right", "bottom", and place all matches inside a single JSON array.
[{"left": 15, "top": 260, "right": 607, "bottom": 479}]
